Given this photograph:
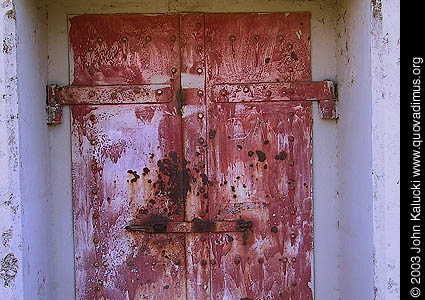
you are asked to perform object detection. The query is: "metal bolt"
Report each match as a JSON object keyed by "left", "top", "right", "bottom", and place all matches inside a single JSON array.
[
  {"left": 197, "top": 90, "right": 204, "bottom": 97},
  {"left": 145, "top": 36, "right": 152, "bottom": 42},
  {"left": 171, "top": 67, "right": 177, "bottom": 74},
  {"left": 198, "top": 113, "right": 204, "bottom": 119},
  {"left": 156, "top": 89, "right": 163, "bottom": 96},
  {"left": 288, "top": 67, "right": 294, "bottom": 73},
  {"left": 271, "top": 226, "right": 278, "bottom": 233},
  {"left": 291, "top": 257, "right": 296, "bottom": 263},
  {"left": 254, "top": 35, "right": 260, "bottom": 41},
  {"left": 197, "top": 45, "right": 203, "bottom": 52},
  {"left": 121, "top": 36, "right": 127, "bottom": 42},
  {"left": 290, "top": 233, "right": 296, "bottom": 238},
  {"left": 93, "top": 262, "right": 100, "bottom": 267},
  {"left": 243, "top": 86, "right": 250, "bottom": 93},
  {"left": 283, "top": 257, "right": 288, "bottom": 262},
  {"left": 197, "top": 67, "right": 203, "bottom": 74},
  {"left": 266, "top": 90, "right": 272, "bottom": 97},
  {"left": 90, "top": 140, "right": 97, "bottom": 146},
  {"left": 203, "top": 284, "right": 208, "bottom": 290},
  {"left": 229, "top": 35, "right": 236, "bottom": 42}
]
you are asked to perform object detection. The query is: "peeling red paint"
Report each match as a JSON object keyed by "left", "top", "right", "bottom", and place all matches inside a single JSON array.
[{"left": 70, "top": 13, "right": 320, "bottom": 300}]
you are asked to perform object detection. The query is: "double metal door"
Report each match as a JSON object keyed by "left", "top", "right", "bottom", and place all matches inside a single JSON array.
[{"left": 57, "top": 12, "right": 334, "bottom": 300}]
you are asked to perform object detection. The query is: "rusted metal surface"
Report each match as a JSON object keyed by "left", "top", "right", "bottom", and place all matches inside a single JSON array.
[
  {"left": 69, "top": 12, "right": 320, "bottom": 300},
  {"left": 205, "top": 13, "right": 312, "bottom": 85},
  {"left": 319, "top": 99, "right": 339, "bottom": 119},
  {"left": 207, "top": 102, "right": 313, "bottom": 299},
  {"left": 213, "top": 81, "right": 335, "bottom": 103},
  {"left": 48, "top": 84, "right": 173, "bottom": 105},
  {"left": 69, "top": 14, "right": 180, "bottom": 86}
]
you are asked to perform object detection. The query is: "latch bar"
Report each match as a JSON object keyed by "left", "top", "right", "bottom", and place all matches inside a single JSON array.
[{"left": 125, "top": 219, "right": 253, "bottom": 234}]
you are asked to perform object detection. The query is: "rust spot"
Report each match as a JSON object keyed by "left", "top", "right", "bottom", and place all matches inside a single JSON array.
[
  {"left": 275, "top": 151, "right": 287, "bottom": 161},
  {"left": 127, "top": 170, "right": 140, "bottom": 182},
  {"left": 255, "top": 150, "right": 266, "bottom": 162}
]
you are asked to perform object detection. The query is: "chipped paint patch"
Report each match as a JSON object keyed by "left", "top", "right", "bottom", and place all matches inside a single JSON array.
[{"left": 0, "top": 253, "right": 18, "bottom": 287}]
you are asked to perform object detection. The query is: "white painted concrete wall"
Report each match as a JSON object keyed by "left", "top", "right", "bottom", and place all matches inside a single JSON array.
[
  {"left": 47, "top": 1, "right": 340, "bottom": 299},
  {"left": 14, "top": 0, "right": 51, "bottom": 299},
  {"left": 1, "top": 1, "right": 24, "bottom": 299}
]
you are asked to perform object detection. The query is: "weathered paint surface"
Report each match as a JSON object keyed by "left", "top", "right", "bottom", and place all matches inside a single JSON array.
[{"left": 70, "top": 13, "right": 317, "bottom": 300}]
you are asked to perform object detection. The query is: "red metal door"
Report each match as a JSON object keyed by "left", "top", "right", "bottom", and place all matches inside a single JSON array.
[{"left": 56, "top": 12, "right": 335, "bottom": 300}]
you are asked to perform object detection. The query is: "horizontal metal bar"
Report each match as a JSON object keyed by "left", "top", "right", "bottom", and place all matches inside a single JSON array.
[
  {"left": 47, "top": 84, "right": 173, "bottom": 105},
  {"left": 125, "top": 219, "right": 253, "bottom": 234},
  {"left": 212, "top": 80, "right": 335, "bottom": 103}
]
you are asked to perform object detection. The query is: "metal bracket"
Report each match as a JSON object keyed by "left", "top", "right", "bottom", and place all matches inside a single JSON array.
[{"left": 319, "top": 99, "right": 338, "bottom": 119}]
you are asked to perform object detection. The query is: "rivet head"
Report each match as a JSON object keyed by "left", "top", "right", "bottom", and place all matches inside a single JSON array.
[
  {"left": 233, "top": 257, "right": 241, "bottom": 264},
  {"left": 203, "top": 284, "right": 208, "bottom": 290},
  {"left": 171, "top": 67, "right": 177, "bottom": 74},
  {"left": 198, "top": 113, "right": 204, "bottom": 119},
  {"left": 93, "top": 237, "right": 99, "bottom": 244},
  {"left": 145, "top": 36, "right": 152, "bottom": 42},
  {"left": 90, "top": 140, "right": 97, "bottom": 146},
  {"left": 91, "top": 188, "right": 98, "bottom": 194},
  {"left": 243, "top": 86, "right": 250, "bottom": 93},
  {"left": 290, "top": 233, "right": 296, "bottom": 238},
  {"left": 254, "top": 35, "right": 260, "bottom": 41},
  {"left": 156, "top": 89, "right": 163, "bottom": 96},
  {"left": 291, "top": 257, "right": 296, "bottom": 263},
  {"left": 271, "top": 226, "right": 278, "bottom": 233},
  {"left": 121, "top": 36, "right": 128, "bottom": 42},
  {"left": 197, "top": 45, "right": 203, "bottom": 52},
  {"left": 93, "top": 262, "right": 100, "bottom": 267},
  {"left": 283, "top": 257, "right": 288, "bottom": 262},
  {"left": 196, "top": 67, "right": 203, "bottom": 74},
  {"left": 197, "top": 90, "right": 204, "bottom": 97},
  {"left": 229, "top": 35, "right": 236, "bottom": 42},
  {"left": 266, "top": 90, "right": 272, "bottom": 97}
]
